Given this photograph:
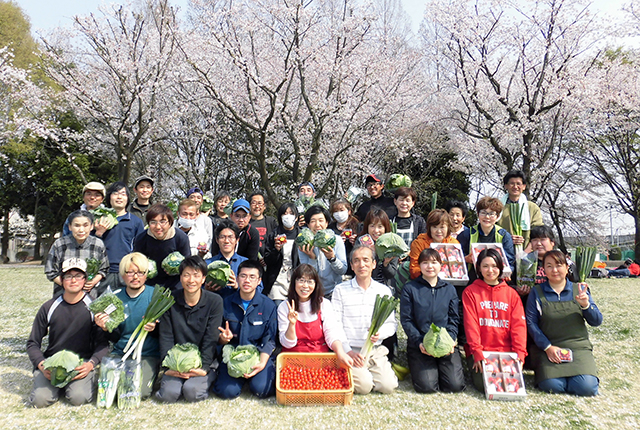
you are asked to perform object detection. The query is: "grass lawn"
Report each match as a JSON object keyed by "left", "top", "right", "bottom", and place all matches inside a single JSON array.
[{"left": 1, "top": 265, "right": 639, "bottom": 429}]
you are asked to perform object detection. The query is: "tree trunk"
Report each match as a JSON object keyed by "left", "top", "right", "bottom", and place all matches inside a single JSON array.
[
  {"left": 34, "top": 233, "right": 42, "bottom": 260},
  {"left": 1, "top": 211, "right": 9, "bottom": 263},
  {"left": 635, "top": 216, "right": 640, "bottom": 262}
]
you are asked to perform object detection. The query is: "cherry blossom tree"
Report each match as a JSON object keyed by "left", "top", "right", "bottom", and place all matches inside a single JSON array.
[
  {"left": 41, "top": 0, "right": 180, "bottom": 184},
  {"left": 176, "top": 0, "right": 427, "bottom": 207},
  {"left": 421, "top": 0, "right": 603, "bottom": 200},
  {"left": 574, "top": 49, "right": 640, "bottom": 256}
]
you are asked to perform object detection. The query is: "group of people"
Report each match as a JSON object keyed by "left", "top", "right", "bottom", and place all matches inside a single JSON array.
[{"left": 29, "top": 170, "right": 602, "bottom": 407}]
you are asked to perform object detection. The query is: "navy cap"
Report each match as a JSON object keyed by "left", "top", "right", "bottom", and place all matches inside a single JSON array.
[{"left": 187, "top": 187, "right": 203, "bottom": 197}]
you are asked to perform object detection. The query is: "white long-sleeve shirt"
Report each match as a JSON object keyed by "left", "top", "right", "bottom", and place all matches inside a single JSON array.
[
  {"left": 331, "top": 277, "right": 397, "bottom": 353},
  {"left": 277, "top": 298, "right": 347, "bottom": 349}
]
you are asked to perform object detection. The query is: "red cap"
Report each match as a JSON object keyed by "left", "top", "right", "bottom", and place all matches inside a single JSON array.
[{"left": 365, "top": 174, "right": 382, "bottom": 184}]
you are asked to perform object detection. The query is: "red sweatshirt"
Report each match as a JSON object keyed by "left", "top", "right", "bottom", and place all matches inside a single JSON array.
[{"left": 462, "top": 279, "right": 527, "bottom": 363}]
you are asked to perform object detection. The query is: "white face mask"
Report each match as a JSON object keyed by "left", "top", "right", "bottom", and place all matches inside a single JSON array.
[
  {"left": 333, "top": 210, "right": 349, "bottom": 224},
  {"left": 281, "top": 214, "right": 296, "bottom": 229},
  {"left": 178, "top": 217, "right": 196, "bottom": 229}
]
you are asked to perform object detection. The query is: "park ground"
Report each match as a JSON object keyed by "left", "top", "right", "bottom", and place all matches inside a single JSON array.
[{"left": 1, "top": 266, "right": 639, "bottom": 430}]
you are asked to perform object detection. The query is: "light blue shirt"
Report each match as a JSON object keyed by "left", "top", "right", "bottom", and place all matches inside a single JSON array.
[{"left": 298, "top": 236, "right": 347, "bottom": 296}]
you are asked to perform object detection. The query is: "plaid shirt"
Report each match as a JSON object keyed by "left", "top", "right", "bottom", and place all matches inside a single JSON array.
[{"left": 45, "top": 235, "right": 109, "bottom": 281}]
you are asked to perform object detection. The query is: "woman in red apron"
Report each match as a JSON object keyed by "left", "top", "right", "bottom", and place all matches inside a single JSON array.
[{"left": 277, "top": 264, "right": 353, "bottom": 368}]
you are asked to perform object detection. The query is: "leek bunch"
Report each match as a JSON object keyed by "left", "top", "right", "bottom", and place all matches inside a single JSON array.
[
  {"left": 122, "top": 285, "right": 175, "bottom": 362},
  {"left": 360, "top": 294, "right": 399, "bottom": 360},
  {"left": 575, "top": 246, "right": 597, "bottom": 283},
  {"left": 508, "top": 203, "right": 525, "bottom": 254}
]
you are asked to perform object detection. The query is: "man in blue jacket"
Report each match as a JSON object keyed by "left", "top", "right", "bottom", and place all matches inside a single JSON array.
[{"left": 213, "top": 260, "right": 277, "bottom": 399}]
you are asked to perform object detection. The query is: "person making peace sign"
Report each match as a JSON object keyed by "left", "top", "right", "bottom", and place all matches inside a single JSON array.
[{"left": 277, "top": 264, "right": 353, "bottom": 368}]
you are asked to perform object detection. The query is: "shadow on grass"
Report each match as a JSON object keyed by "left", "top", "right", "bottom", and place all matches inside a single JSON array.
[{"left": 0, "top": 371, "right": 32, "bottom": 398}]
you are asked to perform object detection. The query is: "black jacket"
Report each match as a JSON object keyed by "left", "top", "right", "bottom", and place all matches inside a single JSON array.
[
  {"left": 263, "top": 226, "right": 300, "bottom": 295},
  {"left": 159, "top": 289, "right": 224, "bottom": 369},
  {"left": 400, "top": 276, "right": 459, "bottom": 350}
]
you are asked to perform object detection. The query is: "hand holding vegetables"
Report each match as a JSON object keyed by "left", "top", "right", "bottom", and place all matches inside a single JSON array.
[
  {"left": 299, "top": 244, "right": 316, "bottom": 259},
  {"left": 319, "top": 246, "right": 335, "bottom": 261},
  {"left": 545, "top": 345, "right": 564, "bottom": 364},
  {"left": 347, "top": 350, "right": 366, "bottom": 368},
  {"left": 37, "top": 361, "right": 52, "bottom": 380},
  {"left": 72, "top": 361, "right": 95, "bottom": 381},
  {"left": 243, "top": 354, "right": 269, "bottom": 379},
  {"left": 83, "top": 274, "right": 102, "bottom": 292}
]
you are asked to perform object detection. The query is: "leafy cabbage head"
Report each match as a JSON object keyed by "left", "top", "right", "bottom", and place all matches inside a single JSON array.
[
  {"left": 422, "top": 324, "right": 455, "bottom": 358},
  {"left": 386, "top": 174, "right": 412, "bottom": 192},
  {"left": 43, "top": 350, "right": 83, "bottom": 387},
  {"left": 375, "top": 233, "right": 410, "bottom": 260},
  {"left": 206, "top": 261, "right": 233, "bottom": 287},
  {"left": 161, "top": 252, "right": 185, "bottom": 276},
  {"left": 222, "top": 344, "right": 260, "bottom": 378},
  {"left": 147, "top": 259, "right": 158, "bottom": 279},
  {"left": 162, "top": 343, "right": 202, "bottom": 372}
]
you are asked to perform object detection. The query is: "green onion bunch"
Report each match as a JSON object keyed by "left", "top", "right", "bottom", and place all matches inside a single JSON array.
[
  {"left": 575, "top": 246, "right": 597, "bottom": 283},
  {"left": 122, "top": 285, "right": 175, "bottom": 362},
  {"left": 360, "top": 294, "right": 399, "bottom": 360}
]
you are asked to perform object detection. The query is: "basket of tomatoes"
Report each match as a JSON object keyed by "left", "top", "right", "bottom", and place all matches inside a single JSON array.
[{"left": 276, "top": 352, "right": 353, "bottom": 406}]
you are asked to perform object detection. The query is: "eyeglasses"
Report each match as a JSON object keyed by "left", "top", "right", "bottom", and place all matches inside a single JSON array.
[
  {"left": 218, "top": 234, "right": 236, "bottom": 242},
  {"left": 478, "top": 211, "right": 498, "bottom": 218},
  {"left": 295, "top": 278, "right": 316, "bottom": 286},
  {"left": 62, "top": 274, "right": 86, "bottom": 281},
  {"left": 149, "top": 219, "right": 169, "bottom": 226},
  {"left": 365, "top": 182, "right": 381, "bottom": 188},
  {"left": 250, "top": 201, "right": 264, "bottom": 207},
  {"left": 112, "top": 190, "right": 128, "bottom": 196},
  {"left": 238, "top": 274, "right": 260, "bottom": 281},
  {"left": 125, "top": 271, "right": 145, "bottom": 277}
]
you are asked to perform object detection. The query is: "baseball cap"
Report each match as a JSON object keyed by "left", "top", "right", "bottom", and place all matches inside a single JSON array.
[
  {"left": 232, "top": 198, "right": 251, "bottom": 213},
  {"left": 83, "top": 182, "right": 106, "bottom": 198},
  {"left": 134, "top": 175, "right": 154, "bottom": 188},
  {"left": 187, "top": 187, "right": 204, "bottom": 197},
  {"left": 365, "top": 174, "right": 382, "bottom": 184},
  {"left": 62, "top": 258, "right": 87, "bottom": 274}
]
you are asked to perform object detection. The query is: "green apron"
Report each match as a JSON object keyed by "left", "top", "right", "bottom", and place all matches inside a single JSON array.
[{"left": 530, "top": 283, "right": 598, "bottom": 384}]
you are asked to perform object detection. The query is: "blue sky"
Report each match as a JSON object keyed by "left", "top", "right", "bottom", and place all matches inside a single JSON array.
[{"left": 16, "top": 0, "right": 629, "bottom": 35}]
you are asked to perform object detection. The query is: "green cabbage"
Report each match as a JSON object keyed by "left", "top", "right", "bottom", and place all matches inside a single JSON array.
[
  {"left": 147, "top": 259, "right": 158, "bottom": 279},
  {"left": 161, "top": 252, "right": 184, "bottom": 276},
  {"left": 200, "top": 195, "right": 214, "bottom": 213},
  {"left": 223, "top": 199, "right": 237, "bottom": 216},
  {"left": 166, "top": 201, "right": 179, "bottom": 218},
  {"left": 222, "top": 344, "right": 260, "bottom": 378},
  {"left": 375, "top": 232, "right": 410, "bottom": 260},
  {"left": 42, "top": 350, "right": 83, "bottom": 388},
  {"left": 91, "top": 207, "right": 119, "bottom": 230},
  {"left": 162, "top": 343, "right": 202, "bottom": 372},
  {"left": 422, "top": 323, "right": 455, "bottom": 358},
  {"left": 206, "top": 260, "right": 233, "bottom": 288},
  {"left": 88, "top": 291, "right": 125, "bottom": 332},
  {"left": 386, "top": 174, "right": 412, "bottom": 192},
  {"left": 295, "top": 228, "right": 315, "bottom": 247},
  {"left": 313, "top": 229, "right": 337, "bottom": 249}
]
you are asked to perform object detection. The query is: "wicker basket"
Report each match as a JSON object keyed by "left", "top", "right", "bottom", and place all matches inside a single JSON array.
[{"left": 276, "top": 352, "right": 354, "bottom": 406}]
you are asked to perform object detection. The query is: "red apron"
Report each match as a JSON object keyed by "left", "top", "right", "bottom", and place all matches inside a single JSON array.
[{"left": 283, "top": 308, "right": 330, "bottom": 353}]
